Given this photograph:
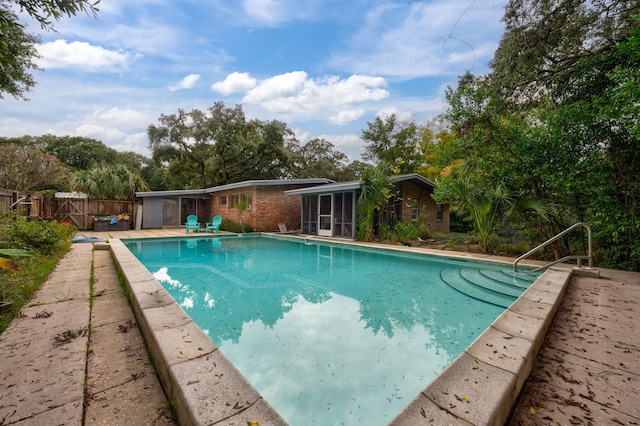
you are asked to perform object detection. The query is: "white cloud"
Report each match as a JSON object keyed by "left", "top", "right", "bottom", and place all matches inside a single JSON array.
[
  {"left": 241, "top": 71, "right": 389, "bottom": 115},
  {"left": 243, "top": 0, "right": 284, "bottom": 24},
  {"left": 375, "top": 107, "right": 412, "bottom": 122},
  {"left": 329, "top": 109, "right": 366, "bottom": 125},
  {"left": 316, "top": 133, "right": 364, "bottom": 162},
  {"left": 76, "top": 124, "right": 126, "bottom": 140},
  {"left": 292, "top": 128, "right": 312, "bottom": 143},
  {"left": 35, "top": 40, "right": 134, "bottom": 70},
  {"left": 113, "top": 132, "right": 151, "bottom": 156},
  {"left": 84, "top": 107, "right": 154, "bottom": 128},
  {"left": 169, "top": 74, "right": 201, "bottom": 91},
  {"left": 244, "top": 71, "right": 307, "bottom": 104},
  {"left": 241, "top": 0, "right": 325, "bottom": 26},
  {"left": 330, "top": 0, "right": 506, "bottom": 79},
  {"left": 212, "top": 72, "right": 258, "bottom": 95}
]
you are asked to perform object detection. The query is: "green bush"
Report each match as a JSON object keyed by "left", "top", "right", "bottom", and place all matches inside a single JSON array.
[
  {"left": 497, "top": 240, "right": 534, "bottom": 257},
  {"left": 220, "top": 218, "right": 253, "bottom": 233},
  {"left": 592, "top": 212, "right": 640, "bottom": 271},
  {"left": 444, "top": 232, "right": 476, "bottom": 251},
  {"left": 378, "top": 223, "right": 395, "bottom": 242},
  {"left": 0, "top": 212, "right": 73, "bottom": 254},
  {"left": 393, "top": 221, "right": 421, "bottom": 243}
]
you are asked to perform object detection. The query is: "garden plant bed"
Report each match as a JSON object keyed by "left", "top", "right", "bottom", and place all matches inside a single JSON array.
[{"left": 94, "top": 219, "right": 129, "bottom": 232}]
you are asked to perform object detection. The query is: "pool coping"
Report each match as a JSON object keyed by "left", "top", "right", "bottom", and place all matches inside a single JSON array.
[{"left": 109, "top": 234, "right": 577, "bottom": 425}]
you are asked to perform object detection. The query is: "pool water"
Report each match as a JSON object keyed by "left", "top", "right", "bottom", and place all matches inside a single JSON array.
[{"left": 124, "top": 235, "right": 505, "bottom": 425}]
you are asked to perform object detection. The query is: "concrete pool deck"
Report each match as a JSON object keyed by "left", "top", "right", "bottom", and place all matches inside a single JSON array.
[{"left": 0, "top": 229, "right": 638, "bottom": 425}]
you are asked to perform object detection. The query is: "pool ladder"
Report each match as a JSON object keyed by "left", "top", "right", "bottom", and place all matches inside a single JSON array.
[{"left": 514, "top": 222, "right": 593, "bottom": 272}]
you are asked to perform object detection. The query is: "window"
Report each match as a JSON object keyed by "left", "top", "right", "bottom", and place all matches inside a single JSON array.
[
  {"left": 436, "top": 204, "right": 443, "bottom": 221},
  {"left": 219, "top": 196, "right": 227, "bottom": 206},
  {"left": 229, "top": 193, "right": 253, "bottom": 211},
  {"left": 411, "top": 199, "right": 419, "bottom": 221}
]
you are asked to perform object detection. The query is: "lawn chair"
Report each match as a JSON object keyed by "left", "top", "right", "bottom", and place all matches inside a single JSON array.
[
  {"left": 205, "top": 215, "right": 222, "bottom": 233},
  {"left": 185, "top": 215, "right": 201, "bottom": 233}
]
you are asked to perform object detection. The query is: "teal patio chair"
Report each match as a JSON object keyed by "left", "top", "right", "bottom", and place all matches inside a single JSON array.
[
  {"left": 185, "top": 215, "right": 201, "bottom": 233},
  {"left": 205, "top": 215, "right": 222, "bottom": 233}
]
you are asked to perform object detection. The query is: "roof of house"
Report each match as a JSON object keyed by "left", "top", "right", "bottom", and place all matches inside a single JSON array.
[
  {"left": 391, "top": 173, "right": 437, "bottom": 189},
  {"left": 135, "top": 178, "right": 334, "bottom": 198},
  {"left": 283, "top": 180, "right": 362, "bottom": 195},
  {"left": 135, "top": 189, "right": 209, "bottom": 198},
  {"left": 283, "top": 173, "right": 437, "bottom": 196},
  {"left": 204, "top": 178, "right": 333, "bottom": 193}
]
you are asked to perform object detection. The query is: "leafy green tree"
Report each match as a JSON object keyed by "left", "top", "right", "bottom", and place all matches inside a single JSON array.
[
  {"left": 291, "top": 138, "right": 350, "bottom": 181},
  {"left": 71, "top": 163, "right": 149, "bottom": 200},
  {"left": 417, "top": 115, "right": 461, "bottom": 181},
  {"left": 148, "top": 102, "right": 296, "bottom": 188},
  {"left": 0, "top": 0, "right": 99, "bottom": 99},
  {"left": 0, "top": 6, "right": 39, "bottom": 100},
  {"left": 435, "top": 174, "right": 548, "bottom": 253},
  {"left": 342, "top": 160, "right": 372, "bottom": 181},
  {"left": 0, "top": 135, "right": 128, "bottom": 171},
  {"left": 491, "top": 0, "right": 639, "bottom": 102},
  {"left": 361, "top": 115, "right": 422, "bottom": 174},
  {"left": 0, "top": 143, "right": 69, "bottom": 191},
  {"left": 357, "top": 162, "right": 395, "bottom": 242},
  {"left": 438, "top": 1, "right": 640, "bottom": 269},
  {"left": 43, "top": 136, "right": 118, "bottom": 171},
  {"left": 115, "top": 151, "right": 153, "bottom": 177},
  {"left": 602, "top": 18, "right": 640, "bottom": 139}
]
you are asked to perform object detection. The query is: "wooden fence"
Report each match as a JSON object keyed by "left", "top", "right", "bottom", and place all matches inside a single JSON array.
[{"left": 0, "top": 189, "right": 137, "bottom": 230}]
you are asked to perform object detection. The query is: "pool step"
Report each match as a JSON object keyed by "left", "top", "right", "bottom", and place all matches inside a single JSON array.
[
  {"left": 459, "top": 269, "right": 524, "bottom": 298},
  {"left": 480, "top": 269, "right": 537, "bottom": 288},
  {"left": 440, "top": 269, "right": 517, "bottom": 308}
]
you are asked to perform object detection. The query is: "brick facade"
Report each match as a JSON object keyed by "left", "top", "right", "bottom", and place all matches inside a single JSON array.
[
  {"left": 398, "top": 182, "right": 450, "bottom": 232},
  {"left": 211, "top": 184, "right": 305, "bottom": 232}
]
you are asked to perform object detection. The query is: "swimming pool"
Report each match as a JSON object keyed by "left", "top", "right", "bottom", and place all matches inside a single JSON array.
[{"left": 124, "top": 235, "right": 509, "bottom": 424}]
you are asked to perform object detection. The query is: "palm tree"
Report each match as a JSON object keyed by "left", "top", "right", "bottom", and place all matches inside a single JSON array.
[
  {"left": 235, "top": 201, "right": 248, "bottom": 233},
  {"left": 445, "top": 175, "right": 548, "bottom": 252},
  {"left": 71, "top": 163, "right": 149, "bottom": 200},
  {"left": 357, "top": 162, "right": 394, "bottom": 241}
]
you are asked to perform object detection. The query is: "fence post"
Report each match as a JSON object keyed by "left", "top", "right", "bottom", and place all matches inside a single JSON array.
[{"left": 84, "top": 198, "right": 89, "bottom": 230}]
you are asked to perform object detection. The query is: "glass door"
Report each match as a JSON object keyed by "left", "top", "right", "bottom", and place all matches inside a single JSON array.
[
  {"left": 333, "top": 192, "right": 354, "bottom": 238},
  {"left": 318, "top": 194, "right": 332, "bottom": 236},
  {"left": 302, "top": 195, "right": 318, "bottom": 234}
]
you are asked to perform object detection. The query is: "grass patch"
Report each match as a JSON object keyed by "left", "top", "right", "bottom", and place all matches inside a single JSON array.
[{"left": 0, "top": 241, "right": 71, "bottom": 334}]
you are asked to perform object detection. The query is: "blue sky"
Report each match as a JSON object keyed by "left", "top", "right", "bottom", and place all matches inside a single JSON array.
[{"left": 1, "top": 0, "right": 507, "bottom": 161}]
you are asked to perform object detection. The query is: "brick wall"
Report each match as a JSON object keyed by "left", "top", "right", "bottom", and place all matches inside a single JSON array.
[
  {"left": 208, "top": 181, "right": 449, "bottom": 233},
  {"left": 254, "top": 185, "right": 302, "bottom": 232},
  {"left": 210, "top": 184, "right": 306, "bottom": 232},
  {"left": 399, "top": 182, "right": 450, "bottom": 232}
]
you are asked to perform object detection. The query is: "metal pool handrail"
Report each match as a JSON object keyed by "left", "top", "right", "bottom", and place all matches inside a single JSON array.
[{"left": 514, "top": 222, "right": 593, "bottom": 272}]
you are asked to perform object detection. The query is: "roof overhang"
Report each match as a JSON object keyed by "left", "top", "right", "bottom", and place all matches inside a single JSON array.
[
  {"left": 135, "top": 189, "right": 209, "bottom": 198},
  {"left": 284, "top": 180, "right": 362, "bottom": 196},
  {"left": 204, "top": 178, "right": 333, "bottom": 193},
  {"left": 390, "top": 173, "right": 437, "bottom": 190},
  {"left": 136, "top": 179, "right": 334, "bottom": 198},
  {"left": 284, "top": 174, "right": 437, "bottom": 196}
]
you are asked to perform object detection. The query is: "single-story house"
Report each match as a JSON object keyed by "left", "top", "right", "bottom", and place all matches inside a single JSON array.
[
  {"left": 284, "top": 173, "right": 450, "bottom": 238},
  {"left": 135, "top": 174, "right": 449, "bottom": 237},
  {"left": 135, "top": 179, "right": 333, "bottom": 231}
]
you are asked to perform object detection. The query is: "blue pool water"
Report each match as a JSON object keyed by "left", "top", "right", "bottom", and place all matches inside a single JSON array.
[{"left": 124, "top": 235, "right": 506, "bottom": 425}]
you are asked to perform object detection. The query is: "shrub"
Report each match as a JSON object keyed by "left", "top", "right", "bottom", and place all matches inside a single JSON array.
[
  {"left": 445, "top": 232, "right": 477, "bottom": 251},
  {"left": 220, "top": 218, "right": 253, "bottom": 233},
  {"left": 393, "top": 221, "right": 421, "bottom": 243},
  {"left": 0, "top": 212, "right": 73, "bottom": 254},
  {"left": 378, "top": 223, "right": 395, "bottom": 242},
  {"left": 0, "top": 249, "right": 68, "bottom": 333}
]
